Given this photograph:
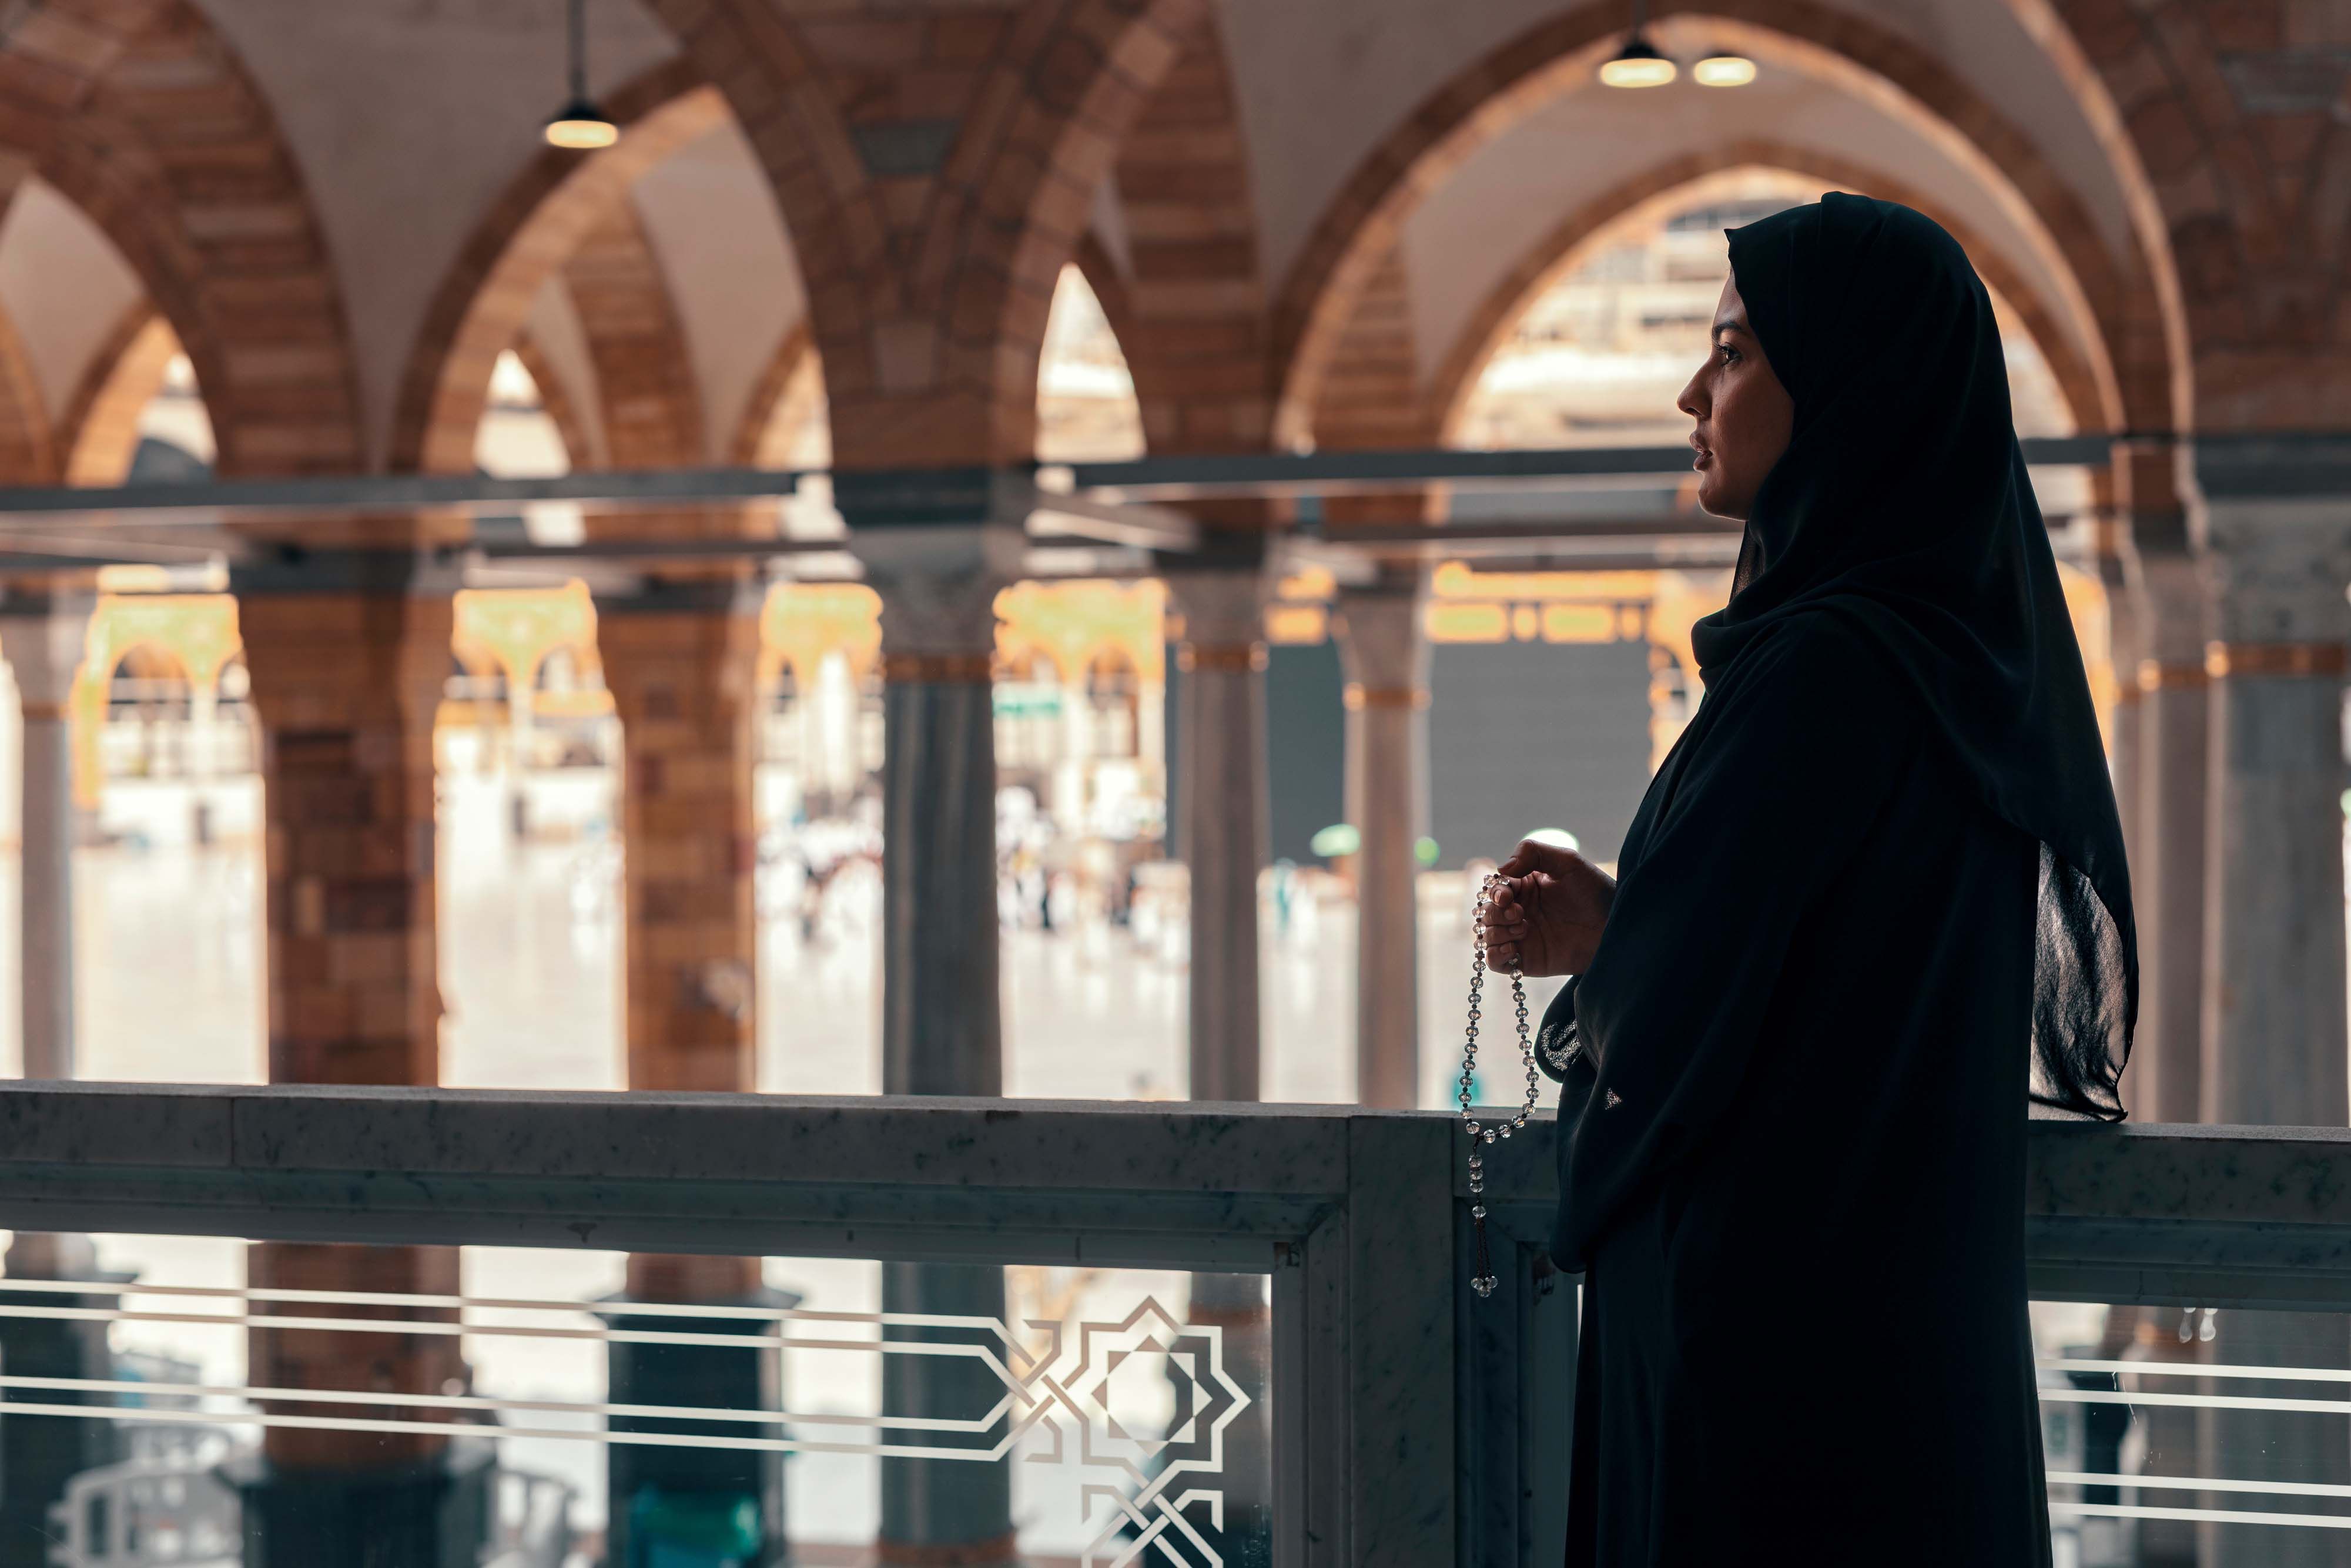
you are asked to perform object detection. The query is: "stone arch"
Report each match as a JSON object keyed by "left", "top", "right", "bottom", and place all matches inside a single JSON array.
[
  {"left": 0, "top": 289, "right": 54, "bottom": 485},
  {"left": 1269, "top": 1, "right": 2179, "bottom": 449},
  {"left": 1422, "top": 146, "right": 2114, "bottom": 444},
  {"left": 2005, "top": 0, "right": 2349, "bottom": 430},
  {"left": 944, "top": 0, "right": 1205, "bottom": 468},
  {"left": 58, "top": 304, "right": 175, "bottom": 485},
  {"left": 387, "top": 58, "right": 726, "bottom": 475},
  {"left": 1107, "top": 7, "right": 1268, "bottom": 455},
  {"left": 640, "top": 0, "right": 1204, "bottom": 467},
  {"left": 1997, "top": 1, "right": 2189, "bottom": 431},
  {"left": 632, "top": 0, "right": 889, "bottom": 463},
  {"left": 0, "top": 0, "right": 361, "bottom": 475},
  {"left": 561, "top": 202, "right": 704, "bottom": 468},
  {"left": 732, "top": 322, "right": 814, "bottom": 466},
  {"left": 1311, "top": 243, "right": 1439, "bottom": 524}
]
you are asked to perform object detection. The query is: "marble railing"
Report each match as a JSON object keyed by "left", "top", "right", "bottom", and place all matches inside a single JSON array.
[{"left": 0, "top": 1083, "right": 2343, "bottom": 1563}]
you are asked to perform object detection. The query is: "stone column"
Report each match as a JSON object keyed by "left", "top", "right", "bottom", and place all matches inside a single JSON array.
[
  {"left": 1164, "top": 562, "right": 1277, "bottom": 1562},
  {"left": 852, "top": 510, "right": 1023, "bottom": 1568},
  {"left": 598, "top": 579, "right": 761, "bottom": 1100},
  {"left": 0, "top": 589, "right": 120, "bottom": 1568},
  {"left": 0, "top": 591, "right": 92, "bottom": 1084},
  {"left": 229, "top": 550, "right": 482, "bottom": 1564},
  {"left": 2124, "top": 534, "right": 2211, "bottom": 1126},
  {"left": 2196, "top": 500, "right": 2351, "bottom": 1125},
  {"left": 1165, "top": 563, "right": 1271, "bottom": 1103},
  {"left": 2112, "top": 456, "right": 2212, "bottom": 1568},
  {"left": 2097, "top": 552, "right": 2145, "bottom": 875},
  {"left": 2192, "top": 476, "right": 2351, "bottom": 1568},
  {"left": 1335, "top": 577, "right": 1429, "bottom": 1110},
  {"left": 593, "top": 575, "right": 780, "bottom": 1564}
]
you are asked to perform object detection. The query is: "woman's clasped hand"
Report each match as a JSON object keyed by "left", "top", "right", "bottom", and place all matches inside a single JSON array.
[{"left": 1478, "top": 836, "right": 1617, "bottom": 977}]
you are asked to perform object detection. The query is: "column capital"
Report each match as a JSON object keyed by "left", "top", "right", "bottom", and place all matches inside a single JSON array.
[
  {"left": 0, "top": 589, "right": 97, "bottom": 713},
  {"left": 226, "top": 544, "right": 464, "bottom": 599},
  {"left": 589, "top": 574, "right": 763, "bottom": 619},
  {"left": 850, "top": 522, "right": 1024, "bottom": 666},
  {"left": 1333, "top": 577, "right": 1429, "bottom": 695},
  {"left": 2121, "top": 521, "right": 2212, "bottom": 670},
  {"left": 1164, "top": 564, "right": 1273, "bottom": 653},
  {"left": 2191, "top": 498, "right": 2351, "bottom": 647}
]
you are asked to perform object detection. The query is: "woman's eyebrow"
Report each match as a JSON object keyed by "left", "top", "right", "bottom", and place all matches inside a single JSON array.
[{"left": 1712, "top": 314, "right": 1749, "bottom": 340}]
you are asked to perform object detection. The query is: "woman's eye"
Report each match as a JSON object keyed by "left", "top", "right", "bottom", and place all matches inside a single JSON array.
[{"left": 1717, "top": 344, "right": 1740, "bottom": 366}]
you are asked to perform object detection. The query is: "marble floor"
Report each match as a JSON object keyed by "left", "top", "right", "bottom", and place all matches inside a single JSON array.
[{"left": 13, "top": 769, "right": 1563, "bottom": 1105}]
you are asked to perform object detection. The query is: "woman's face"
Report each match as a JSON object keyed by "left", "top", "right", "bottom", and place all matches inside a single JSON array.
[{"left": 1676, "top": 274, "right": 1794, "bottom": 520}]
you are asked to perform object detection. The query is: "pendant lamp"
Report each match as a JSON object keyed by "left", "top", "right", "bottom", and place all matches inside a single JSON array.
[
  {"left": 544, "top": 0, "right": 619, "bottom": 149},
  {"left": 1599, "top": 0, "right": 1677, "bottom": 88}
]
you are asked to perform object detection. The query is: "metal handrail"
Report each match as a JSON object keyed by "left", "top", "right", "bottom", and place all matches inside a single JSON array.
[
  {"left": 1, "top": 1084, "right": 2346, "bottom": 1564},
  {"left": 0, "top": 1083, "right": 2340, "bottom": 1298}
]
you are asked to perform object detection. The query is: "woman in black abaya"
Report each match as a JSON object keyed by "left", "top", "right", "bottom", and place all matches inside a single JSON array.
[{"left": 1481, "top": 194, "right": 2133, "bottom": 1566}]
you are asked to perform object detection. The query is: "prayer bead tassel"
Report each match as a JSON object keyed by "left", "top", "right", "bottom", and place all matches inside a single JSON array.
[{"left": 1463, "top": 872, "right": 1538, "bottom": 1299}]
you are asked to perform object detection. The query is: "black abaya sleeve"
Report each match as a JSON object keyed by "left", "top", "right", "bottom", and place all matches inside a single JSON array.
[{"left": 1552, "top": 618, "right": 1922, "bottom": 1271}]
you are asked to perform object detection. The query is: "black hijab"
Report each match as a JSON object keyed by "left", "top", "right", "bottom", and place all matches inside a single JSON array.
[{"left": 1692, "top": 192, "right": 2134, "bottom": 1119}]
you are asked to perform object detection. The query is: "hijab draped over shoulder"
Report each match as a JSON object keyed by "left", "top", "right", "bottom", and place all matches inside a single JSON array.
[
  {"left": 1545, "top": 195, "right": 2093, "bottom": 1566},
  {"left": 1692, "top": 193, "right": 2135, "bottom": 1121}
]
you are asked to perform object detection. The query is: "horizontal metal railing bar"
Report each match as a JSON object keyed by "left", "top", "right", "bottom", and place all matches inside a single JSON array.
[
  {"left": 2047, "top": 1470, "right": 2351, "bottom": 1502},
  {"left": 2048, "top": 1356, "right": 2351, "bottom": 1384},
  {"left": 0, "top": 1372, "right": 1010, "bottom": 1435},
  {"left": 1305, "top": 515, "right": 1742, "bottom": 542},
  {"left": 0, "top": 440, "right": 2114, "bottom": 526},
  {"left": 1066, "top": 438, "right": 2114, "bottom": 494},
  {"left": 0, "top": 467, "right": 812, "bottom": 519},
  {"left": 0, "top": 1299, "right": 1028, "bottom": 1361},
  {"left": 0, "top": 1273, "right": 954, "bottom": 1325},
  {"left": 0, "top": 1396, "right": 1029, "bottom": 1460},
  {"left": 2044, "top": 1385, "right": 2351, "bottom": 1415},
  {"left": 0, "top": 435, "right": 2342, "bottom": 544},
  {"left": 2055, "top": 1500, "right": 2351, "bottom": 1529}
]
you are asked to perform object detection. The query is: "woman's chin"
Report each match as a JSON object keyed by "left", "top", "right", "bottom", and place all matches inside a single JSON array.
[{"left": 1694, "top": 478, "right": 1747, "bottom": 522}]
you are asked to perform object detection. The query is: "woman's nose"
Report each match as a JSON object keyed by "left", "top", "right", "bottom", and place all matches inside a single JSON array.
[{"left": 1676, "top": 367, "right": 1706, "bottom": 420}]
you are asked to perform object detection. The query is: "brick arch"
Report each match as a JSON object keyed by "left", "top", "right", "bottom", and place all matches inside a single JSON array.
[
  {"left": 1108, "top": 7, "right": 1268, "bottom": 456},
  {"left": 2020, "top": 0, "right": 2351, "bottom": 429},
  {"left": 388, "top": 59, "right": 726, "bottom": 476},
  {"left": 726, "top": 238, "right": 1146, "bottom": 471},
  {"left": 0, "top": 0, "right": 362, "bottom": 476},
  {"left": 729, "top": 321, "right": 815, "bottom": 467},
  {"left": 1312, "top": 243, "right": 1439, "bottom": 524},
  {"left": 1270, "top": 1, "right": 2178, "bottom": 450},
  {"left": 0, "top": 303, "right": 52, "bottom": 485},
  {"left": 649, "top": 0, "right": 1206, "bottom": 468},
  {"left": 1423, "top": 146, "right": 2114, "bottom": 444},
  {"left": 58, "top": 303, "right": 176, "bottom": 485},
  {"left": 562, "top": 202, "right": 704, "bottom": 468},
  {"left": 1998, "top": 0, "right": 2188, "bottom": 431},
  {"left": 1314, "top": 244, "right": 1434, "bottom": 453},
  {"left": 943, "top": 0, "right": 1205, "bottom": 468},
  {"left": 0, "top": 170, "right": 51, "bottom": 484},
  {"left": 633, "top": 0, "right": 889, "bottom": 464}
]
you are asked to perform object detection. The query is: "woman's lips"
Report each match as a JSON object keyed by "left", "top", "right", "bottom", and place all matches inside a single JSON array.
[{"left": 1691, "top": 442, "right": 1712, "bottom": 471}]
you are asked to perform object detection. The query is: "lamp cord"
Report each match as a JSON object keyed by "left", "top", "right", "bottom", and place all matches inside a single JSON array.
[{"left": 568, "top": 0, "right": 588, "bottom": 102}]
